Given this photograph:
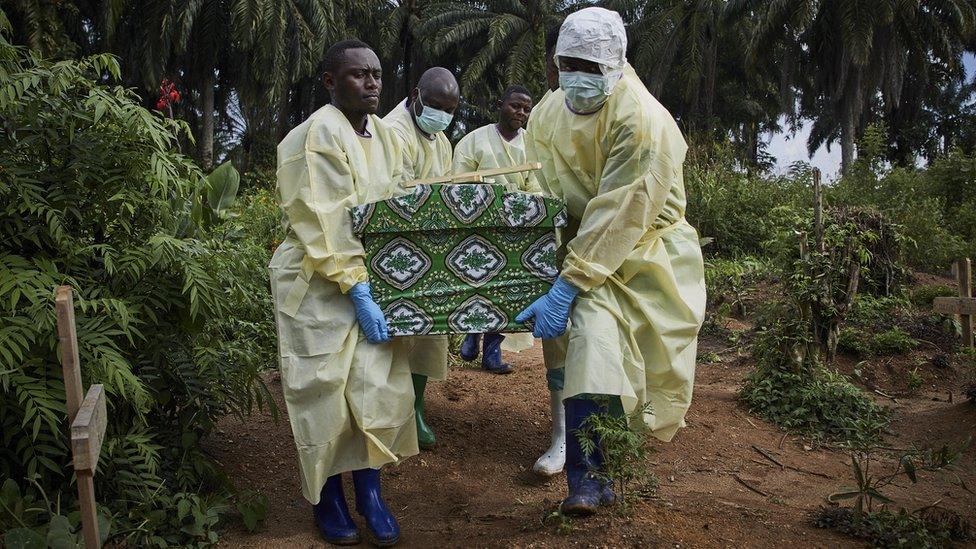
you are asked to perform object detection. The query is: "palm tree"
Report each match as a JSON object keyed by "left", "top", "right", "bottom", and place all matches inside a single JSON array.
[
  {"left": 733, "top": 0, "right": 976, "bottom": 173},
  {"left": 420, "top": 0, "right": 567, "bottom": 104},
  {"left": 99, "top": 0, "right": 333, "bottom": 170}
]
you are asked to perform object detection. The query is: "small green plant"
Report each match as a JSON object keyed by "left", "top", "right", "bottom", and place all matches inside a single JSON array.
[
  {"left": 698, "top": 350, "right": 720, "bottom": 364},
  {"left": 818, "top": 442, "right": 973, "bottom": 546},
  {"left": 911, "top": 284, "right": 957, "bottom": 307},
  {"left": 741, "top": 365, "right": 891, "bottom": 447},
  {"left": 906, "top": 367, "right": 924, "bottom": 393},
  {"left": 576, "top": 401, "right": 658, "bottom": 512},
  {"left": 813, "top": 506, "right": 968, "bottom": 548},
  {"left": 541, "top": 508, "right": 574, "bottom": 535},
  {"left": 838, "top": 327, "right": 873, "bottom": 357},
  {"left": 872, "top": 327, "right": 919, "bottom": 356}
]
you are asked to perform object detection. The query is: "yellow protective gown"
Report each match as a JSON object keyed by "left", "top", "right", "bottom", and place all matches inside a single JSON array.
[
  {"left": 526, "top": 65, "right": 706, "bottom": 442},
  {"left": 383, "top": 99, "right": 451, "bottom": 380},
  {"left": 454, "top": 124, "right": 540, "bottom": 192},
  {"left": 269, "top": 104, "right": 418, "bottom": 504},
  {"left": 453, "top": 123, "right": 538, "bottom": 353}
]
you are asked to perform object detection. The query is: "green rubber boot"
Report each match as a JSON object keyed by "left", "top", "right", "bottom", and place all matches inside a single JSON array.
[{"left": 412, "top": 374, "right": 436, "bottom": 450}]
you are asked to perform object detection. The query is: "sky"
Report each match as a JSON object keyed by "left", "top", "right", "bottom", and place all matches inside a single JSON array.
[{"left": 765, "top": 53, "right": 976, "bottom": 179}]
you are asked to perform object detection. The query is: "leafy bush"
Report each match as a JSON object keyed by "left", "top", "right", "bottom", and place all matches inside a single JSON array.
[
  {"left": 830, "top": 126, "right": 976, "bottom": 271},
  {"left": 838, "top": 328, "right": 873, "bottom": 357},
  {"left": 740, "top": 365, "right": 891, "bottom": 448},
  {"left": 685, "top": 146, "right": 808, "bottom": 257},
  {"left": 704, "top": 256, "right": 772, "bottom": 316},
  {"left": 0, "top": 33, "right": 272, "bottom": 545},
  {"left": 838, "top": 327, "right": 919, "bottom": 358},
  {"left": 814, "top": 506, "right": 967, "bottom": 548},
  {"left": 911, "top": 284, "right": 956, "bottom": 307},
  {"left": 872, "top": 328, "right": 919, "bottom": 356},
  {"left": 741, "top": 304, "right": 891, "bottom": 447}
]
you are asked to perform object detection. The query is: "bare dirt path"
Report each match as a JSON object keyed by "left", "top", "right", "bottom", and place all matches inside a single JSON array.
[{"left": 211, "top": 334, "right": 976, "bottom": 548}]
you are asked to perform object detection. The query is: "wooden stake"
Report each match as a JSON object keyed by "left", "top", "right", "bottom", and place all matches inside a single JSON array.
[
  {"left": 957, "top": 259, "right": 973, "bottom": 348},
  {"left": 56, "top": 286, "right": 103, "bottom": 548},
  {"left": 55, "top": 286, "right": 83, "bottom": 423},
  {"left": 76, "top": 472, "right": 99, "bottom": 549}
]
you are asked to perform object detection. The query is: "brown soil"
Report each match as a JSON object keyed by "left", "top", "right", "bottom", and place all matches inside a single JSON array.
[{"left": 212, "top": 312, "right": 976, "bottom": 547}]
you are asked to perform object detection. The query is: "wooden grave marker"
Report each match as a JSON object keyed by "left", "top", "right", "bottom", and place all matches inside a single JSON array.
[
  {"left": 933, "top": 258, "right": 974, "bottom": 348},
  {"left": 55, "top": 285, "right": 108, "bottom": 549}
]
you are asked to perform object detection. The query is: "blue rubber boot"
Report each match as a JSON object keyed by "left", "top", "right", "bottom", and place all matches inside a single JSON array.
[
  {"left": 481, "top": 333, "right": 514, "bottom": 374},
  {"left": 560, "top": 398, "right": 611, "bottom": 517},
  {"left": 352, "top": 468, "right": 400, "bottom": 547},
  {"left": 460, "top": 334, "right": 481, "bottom": 361},
  {"left": 313, "top": 474, "right": 360, "bottom": 545}
]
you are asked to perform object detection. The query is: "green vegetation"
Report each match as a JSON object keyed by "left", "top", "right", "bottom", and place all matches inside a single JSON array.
[
  {"left": 814, "top": 506, "right": 969, "bottom": 548},
  {"left": 741, "top": 362, "right": 891, "bottom": 448},
  {"left": 0, "top": 31, "right": 274, "bottom": 546},
  {"left": 4, "top": 2, "right": 974, "bottom": 175},
  {"left": 817, "top": 443, "right": 972, "bottom": 547},
  {"left": 1, "top": 0, "right": 975, "bottom": 545},
  {"left": 839, "top": 327, "right": 919, "bottom": 358},
  {"left": 577, "top": 402, "right": 658, "bottom": 512}
]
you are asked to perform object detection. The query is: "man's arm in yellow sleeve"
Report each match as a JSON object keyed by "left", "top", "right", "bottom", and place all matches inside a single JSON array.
[
  {"left": 278, "top": 122, "right": 368, "bottom": 293},
  {"left": 452, "top": 133, "right": 480, "bottom": 174},
  {"left": 559, "top": 114, "right": 672, "bottom": 292}
]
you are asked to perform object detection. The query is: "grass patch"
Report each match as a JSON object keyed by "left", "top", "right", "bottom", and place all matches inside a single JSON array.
[
  {"left": 813, "top": 506, "right": 970, "bottom": 548},
  {"left": 740, "top": 366, "right": 891, "bottom": 447},
  {"left": 911, "top": 284, "right": 957, "bottom": 307},
  {"left": 838, "top": 327, "right": 919, "bottom": 358}
]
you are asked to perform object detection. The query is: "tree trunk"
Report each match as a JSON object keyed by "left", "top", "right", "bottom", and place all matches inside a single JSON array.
[
  {"left": 199, "top": 69, "right": 215, "bottom": 171},
  {"left": 401, "top": 30, "right": 413, "bottom": 99},
  {"left": 841, "top": 106, "right": 855, "bottom": 175}
]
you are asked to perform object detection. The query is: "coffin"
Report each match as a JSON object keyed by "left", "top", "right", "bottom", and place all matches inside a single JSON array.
[{"left": 350, "top": 184, "right": 567, "bottom": 336}]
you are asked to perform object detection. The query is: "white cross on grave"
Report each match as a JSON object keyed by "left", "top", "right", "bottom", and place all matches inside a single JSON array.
[{"left": 933, "top": 259, "right": 975, "bottom": 348}]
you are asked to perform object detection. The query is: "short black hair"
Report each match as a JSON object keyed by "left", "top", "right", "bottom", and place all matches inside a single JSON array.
[
  {"left": 323, "top": 39, "right": 373, "bottom": 75},
  {"left": 545, "top": 24, "right": 561, "bottom": 54},
  {"left": 501, "top": 85, "right": 532, "bottom": 103}
]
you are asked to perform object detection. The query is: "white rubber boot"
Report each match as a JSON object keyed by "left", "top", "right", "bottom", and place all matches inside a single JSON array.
[{"left": 533, "top": 390, "right": 566, "bottom": 476}]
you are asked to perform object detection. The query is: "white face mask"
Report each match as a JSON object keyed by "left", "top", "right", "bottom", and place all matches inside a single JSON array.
[
  {"left": 559, "top": 71, "right": 615, "bottom": 113},
  {"left": 414, "top": 91, "right": 453, "bottom": 134}
]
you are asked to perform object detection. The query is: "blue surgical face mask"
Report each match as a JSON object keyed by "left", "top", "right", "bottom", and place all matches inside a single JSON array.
[
  {"left": 414, "top": 91, "right": 453, "bottom": 134},
  {"left": 559, "top": 71, "right": 612, "bottom": 113}
]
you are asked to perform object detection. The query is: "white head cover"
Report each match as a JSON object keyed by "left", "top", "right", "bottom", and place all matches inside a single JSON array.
[{"left": 554, "top": 7, "right": 627, "bottom": 74}]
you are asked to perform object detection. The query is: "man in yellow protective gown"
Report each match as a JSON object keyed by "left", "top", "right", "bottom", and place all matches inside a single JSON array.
[
  {"left": 520, "top": 8, "right": 706, "bottom": 517},
  {"left": 269, "top": 40, "right": 415, "bottom": 546},
  {"left": 455, "top": 84, "right": 537, "bottom": 375},
  {"left": 383, "top": 67, "right": 459, "bottom": 450}
]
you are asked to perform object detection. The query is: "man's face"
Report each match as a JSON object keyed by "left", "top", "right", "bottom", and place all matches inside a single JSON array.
[
  {"left": 499, "top": 93, "right": 533, "bottom": 130},
  {"left": 411, "top": 86, "right": 460, "bottom": 116},
  {"left": 323, "top": 48, "right": 383, "bottom": 115},
  {"left": 557, "top": 56, "right": 602, "bottom": 75}
]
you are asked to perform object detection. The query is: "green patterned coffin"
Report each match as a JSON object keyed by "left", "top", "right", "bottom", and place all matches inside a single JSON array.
[{"left": 350, "top": 184, "right": 567, "bottom": 336}]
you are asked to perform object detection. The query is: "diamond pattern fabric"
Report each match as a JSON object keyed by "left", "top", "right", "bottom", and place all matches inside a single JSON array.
[{"left": 350, "top": 184, "right": 567, "bottom": 335}]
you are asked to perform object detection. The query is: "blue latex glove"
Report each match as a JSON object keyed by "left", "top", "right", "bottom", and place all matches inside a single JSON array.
[
  {"left": 348, "top": 282, "right": 390, "bottom": 344},
  {"left": 515, "top": 278, "right": 579, "bottom": 339}
]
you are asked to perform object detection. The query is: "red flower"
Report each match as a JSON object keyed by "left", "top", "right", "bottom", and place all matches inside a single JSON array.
[
  {"left": 156, "top": 99, "right": 167, "bottom": 110},
  {"left": 169, "top": 90, "right": 180, "bottom": 103}
]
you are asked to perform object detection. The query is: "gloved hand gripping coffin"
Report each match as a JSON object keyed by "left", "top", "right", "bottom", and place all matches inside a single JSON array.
[{"left": 349, "top": 184, "right": 567, "bottom": 336}]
